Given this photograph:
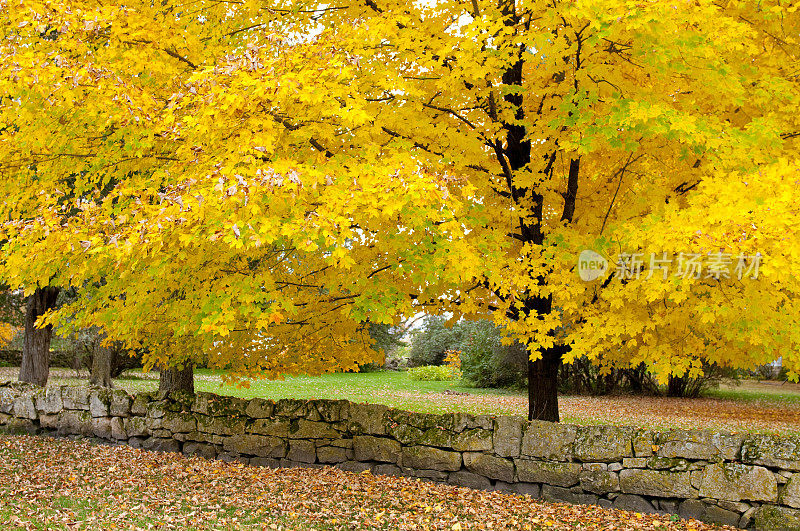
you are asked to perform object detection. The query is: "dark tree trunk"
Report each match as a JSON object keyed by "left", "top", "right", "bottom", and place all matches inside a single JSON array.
[
  {"left": 89, "top": 335, "right": 113, "bottom": 388},
  {"left": 159, "top": 363, "right": 194, "bottom": 394},
  {"left": 19, "top": 286, "right": 60, "bottom": 386},
  {"left": 528, "top": 345, "right": 564, "bottom": 422},
  {"left": 666, "top": 375, "right": 686, "bottom": 397}
]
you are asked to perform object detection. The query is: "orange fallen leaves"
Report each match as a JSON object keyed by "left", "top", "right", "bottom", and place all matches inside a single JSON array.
[{"left": 0, "top": 435, "right": 734, "bottom": 530}]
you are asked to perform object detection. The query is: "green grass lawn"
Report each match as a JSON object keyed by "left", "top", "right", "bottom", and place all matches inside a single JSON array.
[
  {"left": 704, "top": 381, "right": 800, "bottom": 405},
  {"left": 116, "top": 369, "right": 523, "bottom": 416}
]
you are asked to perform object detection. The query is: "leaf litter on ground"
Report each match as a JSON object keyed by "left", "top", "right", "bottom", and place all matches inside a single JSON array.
[{"left": 0, "top": 434, "right": 733, "bottom": 530}]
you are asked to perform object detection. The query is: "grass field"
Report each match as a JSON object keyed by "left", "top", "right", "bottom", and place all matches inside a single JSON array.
[
  {"left": 2, "top": 367, "right": 799, "bottom": 433},
  {"left": 0, "top": 435, "right": 729, "bottom": 530}
]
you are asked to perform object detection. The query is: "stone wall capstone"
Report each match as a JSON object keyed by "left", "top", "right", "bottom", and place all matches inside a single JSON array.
[{"left": 0, "top": 380, "right": 797, "bottom": 530}]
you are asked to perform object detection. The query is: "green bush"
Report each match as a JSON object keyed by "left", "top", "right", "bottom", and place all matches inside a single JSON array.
[
  {"left": 407, "top": 365, "right": 460, "bottom": 381},
  {"left": 408, "top": 316, "right": 467, "bottom": 367},
  {"left": 459, "top": 320, "right": 527, "bottom": 389}
]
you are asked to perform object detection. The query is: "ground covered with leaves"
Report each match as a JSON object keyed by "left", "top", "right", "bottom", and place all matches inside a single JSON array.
[{"left": 0, "top": 435, "right": 731, "bottom": 530}]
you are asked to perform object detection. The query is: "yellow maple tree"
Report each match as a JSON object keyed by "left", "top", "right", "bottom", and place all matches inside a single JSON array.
[{"left": 1, "top": 0, "right": 798, "bottom": 419}]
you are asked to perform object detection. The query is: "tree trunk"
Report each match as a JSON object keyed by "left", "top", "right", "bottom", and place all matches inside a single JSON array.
[
  {"left": 528, "top": 345, "right": 563, "bottom": 422},
  {"left": 159, "top": 363, "right": 194, "bottom": 394},
  {"left": 18, "top": 286, "right": 60, "bottom": 386},
  {"left": 89, "top": 334, "right": 113, "bottom": 388},
  {"left": 666, "top": 375, "right": 686, "bottom": 397}
]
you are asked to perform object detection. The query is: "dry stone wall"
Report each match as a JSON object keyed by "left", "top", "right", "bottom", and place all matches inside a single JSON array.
[{"left": 1, "top": 381, "right": 799, "bottom": 530}]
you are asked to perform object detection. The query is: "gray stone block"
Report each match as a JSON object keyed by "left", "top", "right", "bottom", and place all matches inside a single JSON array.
[
  {"left": 289, "top": 419, "right": 340, "bottom": 439},
  {"left": 580, "top": 469, "right": 620, "bottom": 494},
  {"left": 452, "top": 428, "right": 493, "bottom": 452},
  {"left": 110, "top": 417, "right": 126, "bottom": 440},
  {"left": 123, "top": 416, "right": 150, "bottom": 438},
  {"left": 250, "top": 418, "right": 290, "bottom": 438},
  {"left": 488, "top": 481, "right": 512, "bottom": 493},
  {"left": 13, "top": 395, "right": 37, "bottom": 420},
  {"left": 620, "top": 469, "right": 696, "bottom": 498},
  {"left": 658, "top": 500, "right": 679, "bottom": 514},
  {"left": 314, "top": 400, "right": 350, "bottom": 423},
  {"left": 493, "top": 416, "right": 524, "bottom": 458},
  {"left": 514, "top": 482, "right": 541, "bottom": 498},
  {"left": 613, "top": 494, "right": 656, "bottom": 514},
  {"left": 316, "top": 445, "right": 349, "bottom": 464},
  {"left": 192, "top": 393, "right": 247, "bottom": 417},
  {"left": 287, "top": 439, "right": 316, "bottom": 463},
  {"left": 387, "top": 423, "right": 423, "bottom": 445},
  {"left": 353, "top": 435, "right": 401, "bottom": 463},
  {"left": 273, "top": 399, "right": 306, "bottom": 418},
  {"left": 655, "top": 430, "right": 743, "bottom": 461},
  {"left": 89, "top": 390, "right": 111, "bottom": 418},
  {"left": 542, "top": 485, "right": 598, "bottom": 506},
  {"left": 109, "top": 390, "right": 132, "bottom": 417},
  {"left": 250, "top": 457, "right": 281, "bottom": 468},
  {"left": 447, "top": 470, "right": 492, "bottom": 490},
  {"left": 408, "top": 468, "right": 449, "bottom": 482},
  {"left": 622, "top": 457, "right": 647, "bottom": 468},
  {"left": 742, "top": 434, "right": 800, "bottom": 471},
  {"left": 62, "top": 387, "right": 91, "bottom": 410},
  {"left": 699, "top": 463, "right": 777, "bottom": 502},
  {"left": 780, "top": 473, "right": 800, "bottom": 508},
  {"left": 161, "top": 411, "right": 197, "bottom": 433},
  {"left": 402, "top": 445, "right": 461, "bottom": 472},
  {"left": 196, "top": 414, "right": 246, "bottom": 436},
  {"left": 702, "top": 505, "right": 741, "bottom": 527},
  {"left": 244, "top": 398, "right": 274, "bottom": 419},
  {"left": 183, "top": 442, "right": 218, "bottom": 459},
  {"left": 632, "top": 430, "right": 656, "bottom": 457},
  {"left": 223, "top": 433, "right": 286, "bottom": 459},
  {"left": 573, "top": 426, "right": 634, "bottom": 462},
  {"left": 373, "top": 463, "right": 402, "bottom": 477},
  {"left": 465, "top": 414, "right": 493, "bottom": 430},
  {"left": 35, "top": 388, "right": 63, "bottom": 414},
  {"left": 462, "top": 453, "right": 514, "bottom": 482},
  {"left": 521, "top": 421, "right": 576, "bottom": 460},
  {"left": 39, "top": 413, "right": 59, "bottom": 429},
  {"left": 679, "top": 499, "right": 707, "bottom": 520},
  {"left": 515, "top": 459, "right": 580, "bottom": 487},
  {"left": 142, "top": 437, "right": 181, "bottom": 453},
  {"left": 348, "top": 403, "right": 389, "bottom": 435},
  {"left": 59, "top": 410, "right": 93, "bottom": 436},
  {"left": 753, "top": 505, "right": 800, "bottom": 530},
  {"left": 739, "top": 507, "right": 757, "bottom": 529},
  {"left": 336, "top": 461, "right": 373, "bottom": 473}
]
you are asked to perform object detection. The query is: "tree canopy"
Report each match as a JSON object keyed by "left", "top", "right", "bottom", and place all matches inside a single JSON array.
[{"left": 1, "top": 0, "right": 798, "bottom": 418}]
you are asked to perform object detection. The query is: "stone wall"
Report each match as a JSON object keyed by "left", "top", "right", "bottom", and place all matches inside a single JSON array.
[{"left": 1, "top": 381, "right": 799, "bottom": 529}]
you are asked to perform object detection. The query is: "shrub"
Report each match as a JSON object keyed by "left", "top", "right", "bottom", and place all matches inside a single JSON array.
[
  {"left": 408, "top": 316, "right": 467, "bottom": 367},
  {"left": 459, "top": 320, "right": 527, "bottom": 389},
  {"left": 407, "top": 365, "right": 461, "bottom": 381}
]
